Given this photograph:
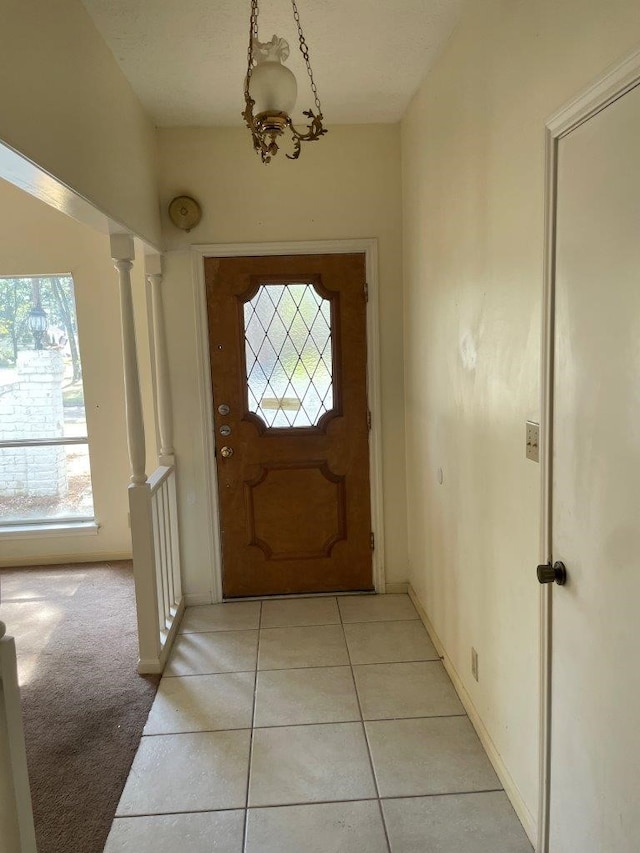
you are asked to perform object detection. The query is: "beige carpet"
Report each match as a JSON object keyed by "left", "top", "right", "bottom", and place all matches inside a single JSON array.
[{"left": 0, "top": 562, "right": 160, "bottom": 853}]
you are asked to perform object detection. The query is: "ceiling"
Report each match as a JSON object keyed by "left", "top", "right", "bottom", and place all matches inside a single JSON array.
[{"left": 80, "top": 0, "right": 462, "bottom": 127}]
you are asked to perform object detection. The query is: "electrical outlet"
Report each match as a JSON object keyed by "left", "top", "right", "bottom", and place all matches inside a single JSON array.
[
  {"left": 526, "top": 421, "right": 540, "bottom": 462},
  {"left": 471, "top": 647, "right": 479, "bottom": 682}
]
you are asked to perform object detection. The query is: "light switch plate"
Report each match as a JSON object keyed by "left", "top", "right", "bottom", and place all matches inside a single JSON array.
[{"left": 526, "top": 421, "right": 540, "bottom": 462}]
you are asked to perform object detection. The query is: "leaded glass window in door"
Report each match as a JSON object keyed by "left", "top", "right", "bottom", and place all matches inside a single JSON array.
[{"left": 243, "top": 283, "right": 334, "bottom": 428}]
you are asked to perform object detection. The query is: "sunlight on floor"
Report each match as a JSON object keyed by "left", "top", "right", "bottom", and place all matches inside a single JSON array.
[
  {"left": 0, "top": 599, "right": 70, "bottom": 686},
  {"left": 0, "top": 573, "right": 86, "bottom": 602}
]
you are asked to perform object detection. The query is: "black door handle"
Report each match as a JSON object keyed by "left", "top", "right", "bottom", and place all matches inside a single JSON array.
[{"left": 537, "top": 561, "right": 567, "bottom": 585}]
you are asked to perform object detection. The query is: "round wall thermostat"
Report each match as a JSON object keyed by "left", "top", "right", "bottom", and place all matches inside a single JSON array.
[{"left": 168, "top": 195, "right": 202, "bottom": 232}]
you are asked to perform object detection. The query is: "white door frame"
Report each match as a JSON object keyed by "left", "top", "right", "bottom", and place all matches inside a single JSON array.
[
  {"left": 190, "top": 239, "right": 386, "bottom": 602},
  {"left": 538, "top": 47, "right": 640, "bottom": 853}
]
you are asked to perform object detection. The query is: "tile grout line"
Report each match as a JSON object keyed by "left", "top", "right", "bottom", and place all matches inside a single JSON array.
[
  {"left": 113, "top": 786, "right": 507, "bottom": 820},
  {"left": 143, "top": 711, "right": 470, "bottom": 738},
  {"left": 338, "top": 598, "right": 393, "bottom": 853},
  {"left": 162, "top": 655, "right": 441, "bottom": 679},
  {"left": 179, "top": 615, "right": 421, "bottom": 636},
  {"left": 242, "top": 600, "right": 262, "bottom": 853}
]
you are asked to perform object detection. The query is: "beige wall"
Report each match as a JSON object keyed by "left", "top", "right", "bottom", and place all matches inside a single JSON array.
[
  {"left": 0, "top": 179, "right": 150, "bottom": 565},
  {"left": 157, "top": 125, "right": 407, "bottom": 599},
  {"left": 0, "top": 0, "right": 160, "bottom": 246},
  {"left": 401, "top": 0, "right": 640, "bottom": 837}
]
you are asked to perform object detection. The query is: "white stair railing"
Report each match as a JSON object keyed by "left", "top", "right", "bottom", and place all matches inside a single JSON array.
[
  {"left": 113, "top": 242, "right": 185, "bottom": 675},
  {"left": 0, "top": 622, "right": 37, "bottom": 853},
  {"left": 129, "top": 465, "right": 185, "bottom": 674}
]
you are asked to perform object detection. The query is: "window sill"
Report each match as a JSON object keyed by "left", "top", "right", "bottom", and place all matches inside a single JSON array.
[{"left": 0, "top": 521, "right": 99, "bottom": 540}]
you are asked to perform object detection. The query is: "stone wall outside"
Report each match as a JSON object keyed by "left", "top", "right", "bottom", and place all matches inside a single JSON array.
[{"left": 0, "top": 350, "right": 67, "bottom": 497}]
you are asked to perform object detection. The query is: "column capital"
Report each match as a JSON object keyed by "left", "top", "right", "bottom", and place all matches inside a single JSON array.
[{"left": 114, "top": 258, "right": 133, "bottom": 275}]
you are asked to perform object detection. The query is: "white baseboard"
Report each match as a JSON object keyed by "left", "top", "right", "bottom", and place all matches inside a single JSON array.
[
  {"left": 183, "top": 592, "right": 215, "bottom": 606},
  {"left": 385, "top": 581, "right": 409, "bottom": 594},
  {"left": 408, "top": 584, "right": 537, "bottom": 846}
]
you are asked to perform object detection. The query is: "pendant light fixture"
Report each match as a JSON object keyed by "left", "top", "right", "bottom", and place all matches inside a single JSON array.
[{"left": 242, "top": 0, "right": 327, "bottom": 163}]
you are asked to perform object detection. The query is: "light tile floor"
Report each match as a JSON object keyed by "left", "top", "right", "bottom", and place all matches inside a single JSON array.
[{"left": 105, "top": 594, "right": 533, "bottom": 852}]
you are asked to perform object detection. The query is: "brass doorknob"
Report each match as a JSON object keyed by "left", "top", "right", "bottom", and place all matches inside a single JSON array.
[
  {"left": 220, "top": 446, "right": 234, "bottom": 459},
  {"left": 536, "top": 561, "right": 567, "bottom": 585}
]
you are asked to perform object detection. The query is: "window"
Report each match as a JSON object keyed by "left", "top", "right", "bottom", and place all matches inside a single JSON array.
[
  {"left": 244, "top": 282, "right": 334, "bottom": 428},
  {"left": 0, "top": 275, "right": 94, "bottom": 528}
]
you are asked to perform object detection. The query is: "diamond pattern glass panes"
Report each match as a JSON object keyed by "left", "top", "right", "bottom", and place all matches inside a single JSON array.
[{"left": 244, "top": 283, "right": 334, "bottom": 428}]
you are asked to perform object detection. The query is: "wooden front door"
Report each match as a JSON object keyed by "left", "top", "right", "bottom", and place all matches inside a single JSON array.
[{"left": 205, "top": 253, "right": 373, "bottom": 598}]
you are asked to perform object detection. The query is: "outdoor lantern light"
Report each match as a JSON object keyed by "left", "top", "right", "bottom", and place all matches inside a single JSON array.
[
  {"left": 242, "top": 0, "right": 327, "bottom": 163},
  {"left": 27, "top": 304, "right": 48, "bottom": 350}
]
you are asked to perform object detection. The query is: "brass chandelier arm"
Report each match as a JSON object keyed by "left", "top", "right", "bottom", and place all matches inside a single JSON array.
[{"left": 287, "top": 110, "right": 327, "bottom": 160}]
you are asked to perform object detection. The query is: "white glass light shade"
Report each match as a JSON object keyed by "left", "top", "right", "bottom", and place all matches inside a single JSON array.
[{"left": 250, "top": 61, "right": 297, "bottom": 115}]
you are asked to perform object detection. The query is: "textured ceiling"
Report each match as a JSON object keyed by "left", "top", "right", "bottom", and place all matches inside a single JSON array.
[{"left": 80, "top": 0, "right": 462, "bottom": 127}]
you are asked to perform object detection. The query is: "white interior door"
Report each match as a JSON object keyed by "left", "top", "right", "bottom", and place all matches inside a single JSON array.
[{"left": 550, "top": 81, "right": 640, "bottom": 852}]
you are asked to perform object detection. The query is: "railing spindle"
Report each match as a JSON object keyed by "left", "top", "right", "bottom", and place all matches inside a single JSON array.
[
  {"left": 163, "top": 479, "right": 176, "bottom": 611},
  {"left": 151, "top": 492, "right": 166, "bottom": 635},
  {"left": 160, "top": 481, "right": 172, "bottom": 625},
  {"left": 167, "top": 471, "right": 182, "bottom": 604},
  {"left": 135, "top": 464, "right": 184, "bottom": 673}
]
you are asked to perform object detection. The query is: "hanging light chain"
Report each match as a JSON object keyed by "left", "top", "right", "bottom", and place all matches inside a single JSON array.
[
  {"left": 290, "top": 0, "right": 323, "bottom": 117},
  {"left": 245, "top": 0, "right": 260, "bottom": 97}
]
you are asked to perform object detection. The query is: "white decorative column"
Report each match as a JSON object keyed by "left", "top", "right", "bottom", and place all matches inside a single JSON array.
[
  {"left": 145, "top": 254, "right": 175, "bottom": 466},
  {"left": 111, "top": 234, "right": 146, "bottom": 484}
]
